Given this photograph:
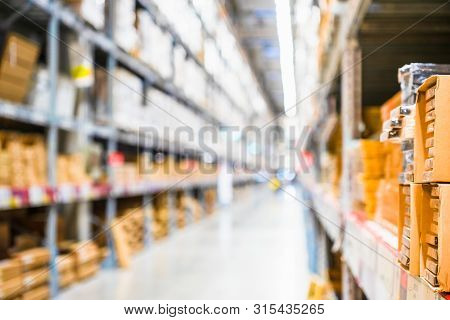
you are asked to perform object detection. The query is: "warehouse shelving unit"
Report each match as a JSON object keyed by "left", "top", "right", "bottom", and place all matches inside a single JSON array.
[
  {"left": 0, "top": 0, "right": 264, "bottom": 299},
  {"left": 301, "top": 0, "right": 450, "bottom": 299}
]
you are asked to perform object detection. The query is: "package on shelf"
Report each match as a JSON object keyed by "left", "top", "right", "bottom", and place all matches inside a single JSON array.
[
  {"left": 111, "top": 161, "right": 139, "bottom": 186},
  {"left": 175, "top": 191, "right": 187, "bottom": 229},
  {"left": 11, "top": 247, "right": 50, "bottom": 272},
  {"left": 152, "top": 191, "right": 169, "bottom": 240},
  {"left": 64, "top": 0, "right": 105, "bottom": 30},
  {"left": 0, "top": 132, "right": 47, "bottom": 188},
  {"left": 350, "top": 140, "right": 386, "bottom": 219},
  {"left": 111, "top": 207, "right": 146, "bottom": 268},
  {"left": 136, "top": 9, "right": 172, "bottom": 79},
  {"left": 184, "top": 60, "right": 207, "bottom": 108},
  {"left": 0, "top": 32, "right": 41, "bottom": 103},
  {"left": 113, "top": 0, "right": 139, "bottom": 54},
  {"left": 414, "top": 75, "right": 450, "bottom": 183},
  {"left": 398, "top": 63, "right": 450, "bottom": 106},
  {"left": 67, "top": 35, "right": 94, "bottom": 88},
  {"left": 21, "top": 285, "right": 50, "bottom": 300},
  {"left": 58, "top": 240, "right": 100, "bottom": 282},
  {"left": 56, "top": 254, "right": 76, "bottom": 288},
  {"left": 57, "top": 153, "right": 91, "bottom": 185},
  {"left": 27, "top": 66, "right": 77, "bottom": 119},
  {"left": 375, "top": 142, "right": 402, "bottom": 230},
  {"left": 155, "top": 0, "right": 204, "bottom": 57},
  {"left": 204, "top": 188, "right": 217, "bottom": 215},
  {"left": 381, "top": 92, "right": 401, "bottom": 123},
  {"left": 412, "top": 184, "right": 450, "bottom": 291},
  {"left": 112, "top": 68, "right": 143, "bottom": 130}
]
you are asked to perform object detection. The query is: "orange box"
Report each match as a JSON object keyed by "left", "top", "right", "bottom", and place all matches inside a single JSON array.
[{"left": 414, "top": 76, "right": 450, "bottom": 183}]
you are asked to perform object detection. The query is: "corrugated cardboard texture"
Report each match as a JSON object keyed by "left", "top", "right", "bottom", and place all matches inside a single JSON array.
[
  {"left": 437, "top": 185, "right": 450, "bottom": 291},
  {"left": 408, "top": 184, "right": 421, "bottom": 275},
  {"left": 414, "top": 76, "right": 450, "bottom": 183}
]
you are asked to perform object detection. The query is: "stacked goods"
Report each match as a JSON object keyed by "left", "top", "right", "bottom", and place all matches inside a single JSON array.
[
  {"left": 411, "top": 184, "right": 450, "bottom": 291},
  {"left": 398, "top": 185, "right": 412, "bottom": 270},
  {"left": 56, "top": 254, "right": 76, "bottom": 289},
  {"left": 59, "top": 241, "right": 100, "bottom": 282},
  {"left": 111, "top": 162, "right": 140, "bottom": 186},
  {"left": 8, "top": 247, "right": 51, "bottom": 300},
  {"left": 175, "top": 191, "right": 186, "bottom": 229},
  {"left": 204, "top": 188, "right": 217, "bottom": 215},
  {"left": 0, "top": 33, "right": 40, "bottom": 103},
  {"left": 113, "top": 0, "right": 139, "bottom": 54},
  {"left": 411, "top": 76, "right": 450, "bottom": 291},
  {"left": 353, "top": 140, "right": 385, "bottom": 219},
  {"left": 111, "top": 208, "right": 145, "bottom": 268},
  {"left": 414, "top": 76, "right": 450, "bottom": 183},
  {"left": 375, "top": 142, "right": 402, "bottom": 230},
  {"left": 57, "top": 154, "right": 91, "bottom": 185},
  {"left": 64, "top": 0, "right": 105, "bottom": 30},
  {"left": 0, "top": 259, "right": 22, "bottom": 300},
  {"left": 28, "top": 66, "right": 76, "bottom": 118},
  {"left": 152, "top": 192, "right": 169, "bottom": 239},
  {"left": 0, "top": 132, "right": 47, "bottom": 188}
]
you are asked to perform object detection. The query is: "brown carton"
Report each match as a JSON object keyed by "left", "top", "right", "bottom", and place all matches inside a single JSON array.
[
  {"left": 418, "top": 184, "right": 450, "bottom": 291},
  {"left": 0, "top": 259, "right": 21, "bottom": 282},
  {"left": 22, "top": 285, "right": 50, "bottom": 300},
  {"left": 414, "top": 76, "right": 450, "bottom": 183},
  {"left": 22, "top": 267, "right": 49, "bottom": 290},
  {"left": 12, "top": 247, "right": 50, "bottom": 271},
  {"left": 0, "top": 276, "right": 23, "bottom": 299},
  {"left": 399, "top": 184, "right": 421, "bottom": 275}
]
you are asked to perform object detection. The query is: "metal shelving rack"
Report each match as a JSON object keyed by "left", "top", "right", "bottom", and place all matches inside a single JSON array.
[{"left": 0, "top": 0, "right": 260, "bottom": 298}]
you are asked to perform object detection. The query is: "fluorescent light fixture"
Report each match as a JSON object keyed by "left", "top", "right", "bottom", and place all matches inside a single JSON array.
[{"left": 275, "top": 0, "right": 297, "bottom": 117}]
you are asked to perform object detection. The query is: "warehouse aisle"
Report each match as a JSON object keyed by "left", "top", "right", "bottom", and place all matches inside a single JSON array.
[{"left": 58, "top": 185, "right": 309, "bottom": 299}]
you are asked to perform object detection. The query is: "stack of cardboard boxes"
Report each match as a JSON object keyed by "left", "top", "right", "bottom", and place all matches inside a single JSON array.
[
  {"left": 0, "top": 33, "right": 40, "bottom": 103},
  {"left": 111, "top": 208, "right": 146, "bottom": 268},
  {"left": 0, "top": 132, "right": 47, "bottom": 189},
  {"left": 59, "top": 241, "right": 100, "bottom": 283},
  {"left": 56, "top": 254, "right": 77, "bottom": 289},
  {"left": 407, "top": 75, "right": 450, "bottom": 291},
  {"left": 0, "top": 247, "right": 51, "bottom": 300}
]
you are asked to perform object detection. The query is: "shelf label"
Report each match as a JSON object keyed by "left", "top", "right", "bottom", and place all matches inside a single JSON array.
[{"left": 0, "top": 187, "right": 12, "bottom": 208}]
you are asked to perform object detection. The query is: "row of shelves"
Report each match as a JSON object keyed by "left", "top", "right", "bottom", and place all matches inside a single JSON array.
[
  {"left": 0, "top": 176, "right": 255, "bottom": 211},
  {"left": 26, "top": 0, "right": 224, "bottom": 126},
  {"left": 300, "top": 176, "right": 449, "bottom": 300}
]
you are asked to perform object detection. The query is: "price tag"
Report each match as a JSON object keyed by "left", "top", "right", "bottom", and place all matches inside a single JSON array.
[
  {"left": 59, "top": 184, "right": 75, "bottom": 203},
  {"left": 79, "top": 183, "right": 91, "bottom": 200},
  {"left": 29, "top": 186, "right": 44, "bottom": 205},
  {"left": 0, "top": 187, "right": 12, "bottom": 208}
]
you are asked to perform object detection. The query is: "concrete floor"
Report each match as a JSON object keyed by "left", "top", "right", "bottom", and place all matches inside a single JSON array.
[{"left": 58, "top": 185, "right": 309, "bottom": 299}]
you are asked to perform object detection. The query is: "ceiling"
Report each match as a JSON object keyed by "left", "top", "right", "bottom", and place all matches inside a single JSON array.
[{"left": 225, "top": 0, "right": 283, "bottom": 114}]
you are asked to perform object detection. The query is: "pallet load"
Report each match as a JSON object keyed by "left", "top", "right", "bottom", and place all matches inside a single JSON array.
[
  {"left": 204, "top": 188, "right": 217, "bottom": 215},
  {"left": 10, "top": 247, "right": 51, "bottom": 300},
  {"left": 59, "top": 241, "right": 100, "bottom": 283},
  {"left": 56, "top": 254, "right": 77, "bottom": 289}
]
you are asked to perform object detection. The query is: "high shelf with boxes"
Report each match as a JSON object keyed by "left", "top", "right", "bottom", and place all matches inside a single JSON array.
[
  {"left": 297, "top": 0, "right": 450, "bottom": 299},
  {"left": 0, "top": 0, "right": 264, "bottom": 299}
]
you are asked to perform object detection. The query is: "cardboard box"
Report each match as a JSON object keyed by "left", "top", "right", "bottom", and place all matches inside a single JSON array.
[
  {"left": 417, "top": 184, "right": 450, "bottom": 291},
  {"left": 0, "top": 259, "right": 21, "bottom": 282},
  {"left": 414, "top": 76, "right": 450, "bottom": 183},
  {"left": 76, "top": 260, "right": 99, "bottom": 281},
  {"left": 59, "top": 270, "right": 76, "bottom": 288},
  {"left": 0, "top": 33, "right": 40, "bottom": 103},
  {"left": 22, "top": 284, "right": 50, "bottom": 300},
  {"left": 0, "top": 275, "right": 23, "bottom": 299},
  {"left": 12, "top": 247, "right": 50, "bottom": 271},
  {"left": 56, "top": 254, "right": 76, "bottom": 274},
  {"left": 22, "top": 267, "right": 49, "bottom": 290},
  {"left": 400, "top": 184, "right": 421, "bottom": 275}
]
